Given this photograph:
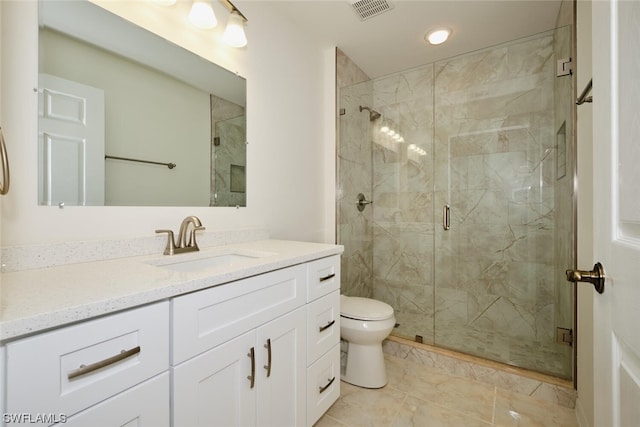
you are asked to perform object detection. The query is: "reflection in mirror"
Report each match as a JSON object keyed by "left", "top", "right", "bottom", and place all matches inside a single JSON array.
[{"left": 37, "top": 0, "right": 246, "bottom": 207}]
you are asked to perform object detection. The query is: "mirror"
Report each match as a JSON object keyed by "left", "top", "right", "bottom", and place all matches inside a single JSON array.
[{"left": 37, "top": 0, "right": 246, "bottom": 207}]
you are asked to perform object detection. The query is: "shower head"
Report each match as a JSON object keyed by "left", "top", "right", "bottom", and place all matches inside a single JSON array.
[{"left": 359, "top": 105, "right": 381, "bottom": 121}]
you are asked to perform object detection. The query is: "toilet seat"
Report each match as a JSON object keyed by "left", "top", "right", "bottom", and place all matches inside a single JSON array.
[{"left": 340, "top": 295, "right": 394, "bottom": 321}]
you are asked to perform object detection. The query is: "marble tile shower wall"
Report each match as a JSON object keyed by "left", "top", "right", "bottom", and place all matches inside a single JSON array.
[
  {"left": 338, "top": 32, "right": 572, "bottom": 378},
  {"left": 213, "top": 115, "right": 246, "bottom": 207},
  {"left": 210, "top": 94, "right": 246, "bottom": 207}
]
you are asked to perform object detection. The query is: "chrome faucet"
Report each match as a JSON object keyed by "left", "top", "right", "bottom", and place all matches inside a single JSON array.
[{"left": 156, "top": 216, "right": 206, "bottom": 255}]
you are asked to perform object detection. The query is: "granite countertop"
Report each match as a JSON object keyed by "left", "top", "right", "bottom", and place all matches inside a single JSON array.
[{"left": 0, "top": 239, "right": 343, "bottom": 342}]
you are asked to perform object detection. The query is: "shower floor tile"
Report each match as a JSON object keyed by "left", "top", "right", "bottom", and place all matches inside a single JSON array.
[{"left": 315, "top": 354, "right": 578, "bottom": 427}]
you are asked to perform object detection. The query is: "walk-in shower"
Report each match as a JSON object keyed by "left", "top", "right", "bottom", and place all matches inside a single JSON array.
[{"left": 337, "top": 25, "right": 575, "bottom": 380}]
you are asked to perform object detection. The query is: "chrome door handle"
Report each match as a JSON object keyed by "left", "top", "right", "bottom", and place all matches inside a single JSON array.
[{"left": 566, "top": 262, "right": 605, "bottom": 294}]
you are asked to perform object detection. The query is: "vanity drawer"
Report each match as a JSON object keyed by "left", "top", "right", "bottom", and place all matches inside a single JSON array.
[
  {"left": 307, "top": 255, "right": 340, "bottom": 302},
  {"left": 172, "top": 264, "right": 306, "bottom": 364},
  {"left": 307, "top": 343, "right": 340, "bottom": 427},
  {"left": 307, "top": 290, "right": 340, "bottom": 363},
  {"left": 61, "top": 372, "right": 170, "bottom": 427},
  {"left": 5, "top": 301, "right": 169, "bottom": 419}
]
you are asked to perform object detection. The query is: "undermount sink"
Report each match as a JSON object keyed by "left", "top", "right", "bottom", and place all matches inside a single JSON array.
[{"left": 147, "top": 249, "right": 275, "bottom": 272}]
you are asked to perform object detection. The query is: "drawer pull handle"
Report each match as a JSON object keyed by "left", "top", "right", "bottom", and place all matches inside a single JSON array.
[
  {"left": 264, "top": 338, "right": 272, "bottom": 378},
  {"left": 0, "top": 127, "right": 10, "bottom": 196},
  {"left": 247, "top": 347, "right": 255, "bottom": 389},
  {"left": 319, "top": 376, "right": 336, "bottom": 394},
  {"left": 68, "top": 346, "right": 141, "bottom": 380},
  {"left": 319, "top": 273, "right": 335, "bottom": 282},
  {"left": 319, "top": 320, "right": 335, "bottom": 332}
]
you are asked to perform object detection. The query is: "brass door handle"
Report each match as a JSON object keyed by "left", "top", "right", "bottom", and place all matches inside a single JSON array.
[{"left": 566, "top": 262, "right": 605, "bottom": 294}]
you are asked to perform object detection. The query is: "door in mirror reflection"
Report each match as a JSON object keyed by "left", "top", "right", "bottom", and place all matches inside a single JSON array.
[
  {"left": 38, "top": 0, "right": 247, "bottom": 207},
  {"left": 38, "top": 74, "right": 105, "bottom": 206}
]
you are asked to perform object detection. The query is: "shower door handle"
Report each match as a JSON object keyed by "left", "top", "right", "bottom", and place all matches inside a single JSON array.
[
  {"left": 443, "top": 204, "right": 450, "bottom": 230},
  {"left": 566, "top": 262, "right": 605, "bottom": 294}
]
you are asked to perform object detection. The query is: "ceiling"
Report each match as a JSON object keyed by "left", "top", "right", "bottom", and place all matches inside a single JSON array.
[{"left": 269, "top": 0, "right": 563, "bottom": 79}]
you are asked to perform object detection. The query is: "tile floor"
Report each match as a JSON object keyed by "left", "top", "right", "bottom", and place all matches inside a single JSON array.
[{"left": 316, "top": 354, "right": 578, "bottom": 427}]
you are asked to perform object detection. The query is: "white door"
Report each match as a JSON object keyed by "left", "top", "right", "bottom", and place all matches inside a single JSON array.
[
  {"left": 257, "top": 307, "right": 307, "bottom": 427},
  {"left": 38, "top": 73, "right": 105, "bottom": 206},
  {"left": 591, "top": 1, "right": 640, "bottom": 426}
]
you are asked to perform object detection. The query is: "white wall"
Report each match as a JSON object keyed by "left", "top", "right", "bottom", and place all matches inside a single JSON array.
[{"left": 0, "top": 1, "right": 337, "bottom": 246}]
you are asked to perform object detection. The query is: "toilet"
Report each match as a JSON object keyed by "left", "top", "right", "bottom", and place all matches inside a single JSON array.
[{"left": 340, "top": 295, "right": 396, "bottom": 388}]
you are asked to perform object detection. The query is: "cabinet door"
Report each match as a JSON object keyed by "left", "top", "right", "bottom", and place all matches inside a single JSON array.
[
  {"left": 173, "top": 331, "right": 256, "bottom": 427},
  {"left": 257, "top": 307, "right": 307, "bottom": 427}
]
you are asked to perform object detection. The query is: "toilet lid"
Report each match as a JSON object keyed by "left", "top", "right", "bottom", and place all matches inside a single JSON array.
[{"left": 340, "top": 295, "right": 394, "bottom": 321}]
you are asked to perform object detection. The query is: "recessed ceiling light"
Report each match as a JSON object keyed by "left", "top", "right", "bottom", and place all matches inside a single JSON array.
[{"left": 425, "top": 28, "right": 451, "bottom": 45}]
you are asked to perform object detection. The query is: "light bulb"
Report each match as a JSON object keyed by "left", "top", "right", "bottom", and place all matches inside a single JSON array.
[
  {"left": 426, "top": 28, "right": 451, "bottom": 45},
  {"left": 224, "top": 10, "right": 247, "bottom": 48},
  {"left": 189, "top": 0, "right": 217, "bottom": 30}
]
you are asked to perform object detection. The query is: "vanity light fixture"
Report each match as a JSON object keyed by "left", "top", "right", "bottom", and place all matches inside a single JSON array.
[
  {"left": 425, "top": 28, "right": 451, "bottom": 45},
  {"left": 189, "top": 0, "right": 218, "bottom": 29},
  {"left": 223, "top": 9, "right": 247, "bottom": 47},
  {"left": 182, "top": 0, "right": 248, "bottom": 47}
]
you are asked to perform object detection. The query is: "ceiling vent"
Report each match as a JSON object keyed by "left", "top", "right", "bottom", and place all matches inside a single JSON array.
[{"left": 347, "top": 0, "right": 394, "bottom": 21}]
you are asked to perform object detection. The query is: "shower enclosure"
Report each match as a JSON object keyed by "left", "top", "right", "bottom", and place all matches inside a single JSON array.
[{"left": 337, "top": 27, "right": 575, "bottom": 379}]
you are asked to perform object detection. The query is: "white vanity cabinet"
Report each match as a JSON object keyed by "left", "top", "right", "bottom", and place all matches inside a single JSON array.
[
  {"left": 172, "top": 264, "right": 309, "bottom": 427},
  {"left": 4, "top": 301, "right": 170, "bottom": 426},
  {"left": 0, "top": 246, "right": 343, "bottom": 427}
]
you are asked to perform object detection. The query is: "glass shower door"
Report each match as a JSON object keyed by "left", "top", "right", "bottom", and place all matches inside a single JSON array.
[
  {"left": 368, "top": 65, "right": 436, "bottom": 345},
  {"left": 432, "top": 29, "right": 574, "bottom": 379}
]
